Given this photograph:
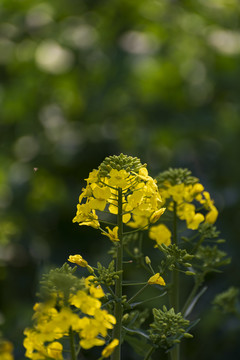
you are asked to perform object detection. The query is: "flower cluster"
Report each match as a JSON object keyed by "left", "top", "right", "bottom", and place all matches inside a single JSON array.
[
  {"left": 157, "top": 168, "right": 218, "bottom": 229},
  {"left": 149, "top": 306, "right": 192, "bottom": 350},
  {"left": 23, "top": 274, "right": 118, "bottom": 359},
  {"left": 73, "top": 154, "right": 165, "bottom": 238}
]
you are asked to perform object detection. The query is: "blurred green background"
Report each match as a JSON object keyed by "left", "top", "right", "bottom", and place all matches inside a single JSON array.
[{"left": 0, "top": 0, "right": 240, "bottom": 359}]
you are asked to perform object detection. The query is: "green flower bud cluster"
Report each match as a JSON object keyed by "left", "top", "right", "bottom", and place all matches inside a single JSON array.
[
  {"left": 122, "top": 309, "right": 149, "bottom": 329},
  {"left": 38, "top": 263, "right": 85, "bottom": 302},
  {"left": 98, "top": 153, "right": 145, "bottom": 177},
  {"left": 158, "top": 243, "right": 194, "bottom": 272},
  {"left": 198, "top": 223, "right": 221, "bottom": 239},
  {"left": 195, "top": 245, "right": 231, "bottom": 270},
  {"left": 94, "top": 260, "right": 122, "bottom": 286},
  {"left": 156, "top": 168, "right": 199, "bottom": 187},
  {"left": 212, "top": 287, "right": 239, "bottom": 314},
  {"left": 149, "top": 306, "right": 192, "bottom": 350}
]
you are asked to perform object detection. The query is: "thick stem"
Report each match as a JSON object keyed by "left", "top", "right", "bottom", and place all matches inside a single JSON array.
[
  {"left": 111, "top": 188, "right": 123, "bottom": 360},
  {"left": 69, "top": 327, "right": 77, "bottom": 360},
  {"left": 170, "top": 202, "right": 180, "bottom": 360}
]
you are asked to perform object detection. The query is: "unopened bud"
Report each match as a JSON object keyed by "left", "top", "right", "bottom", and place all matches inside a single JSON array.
[
  {"left": 185, "top": 271, "right": 195, "bottom": 276},
  {"left": 184, "top": 333, "right": 193, "bottom": 339},
  {"left": 145, "top": 256, "right": 151, "bottom": 265},
  {"left": 183, "top": 263, "right": 192, "bottom": 268},
  {"left": 87, "top": 265, "right": 94, "bottom": 274}
]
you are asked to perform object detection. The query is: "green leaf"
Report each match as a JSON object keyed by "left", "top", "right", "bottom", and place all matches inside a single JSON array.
[{"left": 124, "top": 333, "right": 152, "bottom": 357}]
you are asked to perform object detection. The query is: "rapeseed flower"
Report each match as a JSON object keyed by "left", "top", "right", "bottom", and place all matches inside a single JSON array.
[
  {"left": 23, "top": 275, "right": 117, "bottom": 359},
  {"left": 149, "top": 224, "right": 171, "bottom": 247},
  {"left": 156, "top": 168, "right": 218, "bottom": 230},
  {"left": 102, "top": 339, "right": 119, "bottom": 358},
  {"left": 148, "top": 273, "right": 166, "bottom": 286},
  {"left": 73, "top": 154, "right": 165, "bottom": 237},
  {"left": 68, "top": 254, "right": 88, "bottom": 267}
]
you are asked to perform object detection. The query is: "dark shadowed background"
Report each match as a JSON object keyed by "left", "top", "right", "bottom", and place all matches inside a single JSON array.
[{"left": 0, "top": 0, "right": 240, "bottom": 359}]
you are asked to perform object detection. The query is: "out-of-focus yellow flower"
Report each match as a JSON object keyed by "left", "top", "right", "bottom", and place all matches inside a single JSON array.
[
  {"left": 149, "top": 224, "right": 171, "bottom": 247},
  {"left": 68, "top": 254, "right": 88, "bottom": 267},
  {"left": 70, "top": 290, "right": 101, "bottom": 315},
  {"left": 148, "top": 273, "right": 166, "bottom": 286},
  {"left": 80, "top": 337, "right": 105, "bottom": 350},
  {"left": 0, "top": 340, "right": 14, "bottom": 360},
  {"left": 187, "top": 213, "right": 205, "bottom": 230},
  {"left": 206, "top": 205, "right": 218, "bottom": 224},
  {"left": 102, "top": 339, "right": 119, "bottom": 358},
  {"left": 47, "top": 341, "right": 63, "bottom": 359}
]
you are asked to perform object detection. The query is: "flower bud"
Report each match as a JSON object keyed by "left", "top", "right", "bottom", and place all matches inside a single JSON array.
[{"left": 145, "top": 256, "right": 151, "bottom": 265}]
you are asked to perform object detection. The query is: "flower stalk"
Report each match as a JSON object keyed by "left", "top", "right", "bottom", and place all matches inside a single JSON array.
[
  {"left": 170, "top": 202, "right": 180, "bottom": 360},
  {"left": 111, "top": 187, "right": 123, "bottom": 360},
  {"left": 69, "top": 327, "right": 76, "bottom": 360}
]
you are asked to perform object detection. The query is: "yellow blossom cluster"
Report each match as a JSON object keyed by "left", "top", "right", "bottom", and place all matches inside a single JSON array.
[
  {"left": 159, "top": 182, "right": 218, "bottom": 230},
  {"left": 23, "top": 276, "right": 118, "bottom": 359},
  {"left": 73, "top": 165, "right": 165, "bottom": 239}
]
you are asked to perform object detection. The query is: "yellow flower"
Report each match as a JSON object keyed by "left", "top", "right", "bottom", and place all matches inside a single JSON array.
[
  {"left": 101, "top": 226, "right": 119, "bottom": 242},
  {"left": 108, "top": 169, "right": 129, "bottom": 188},
  {"left": 85, "top": 169, "right": 99, "bottom": 184},
  {"left": 205, "top": 205, "right": 218, "bottom": 224},
  {"left": 89, "top": 186, "right": 112, "bottom": 211},
  {"left": 186, "top": 212, "right": 204, "bottom": 230},
  {"left": 102, "top": 339, "right": 119, "bottom": 358},
  {"left": 148, "top": 273, "right": 165, "bottom": 286},
  {"left": 149, "top": 208, "right": 166, "bottom": 223},
  {"left": 68, "top": 254, "right": 88, "bottom": 267},
  {"left": 80, "top": 338, "right": 105, "bottom": 350},
  {"left": 0, "top": 340, "right": 14, "bottom": 360},
  {"left": 47, "top": 342, "right": 63, "bottom": 359},
  {"left": 70, "top": 290, "right": 101, "bottom": 315},
  {"left": 178, "top": 203, "right": 204, "bottom": 230},
  {"left": 73, "top": 204, "right": 100, "bottom": 229},
  {"left": 168, "top": 183, "right": 185, "bottom": 203},
  {"left": 127, "top": 190, "right": 144, "bottom": 209},
  {"left": 149, "top": 224, "right": 171, "bottom": 247},
  {"left": 89, "top": 285, "right": 105, "bottom": 299}
]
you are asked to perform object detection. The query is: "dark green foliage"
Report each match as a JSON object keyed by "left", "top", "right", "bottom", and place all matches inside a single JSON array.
[{"left": 212, "top": 287, "right": 239, "bottom": 315}]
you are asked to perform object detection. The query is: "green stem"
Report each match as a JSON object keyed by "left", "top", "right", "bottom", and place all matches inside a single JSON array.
[
  {"left": 111, "top": 187, "right": 123, "bottom": 360},
  {"left": 181, "top": 282, "right": 199, "bottom": 317},
  {"left": 69, "top": 327, "right": 77, "bottom": 360},
  {"left": 128, "top": 284, "right": 149, "bottom": 304},
  {"left": 144, "top": 346, "right": 155, "bottom": 360},
  {"left": 170, "top": 202, "right": 180, "bottom": 360}
]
